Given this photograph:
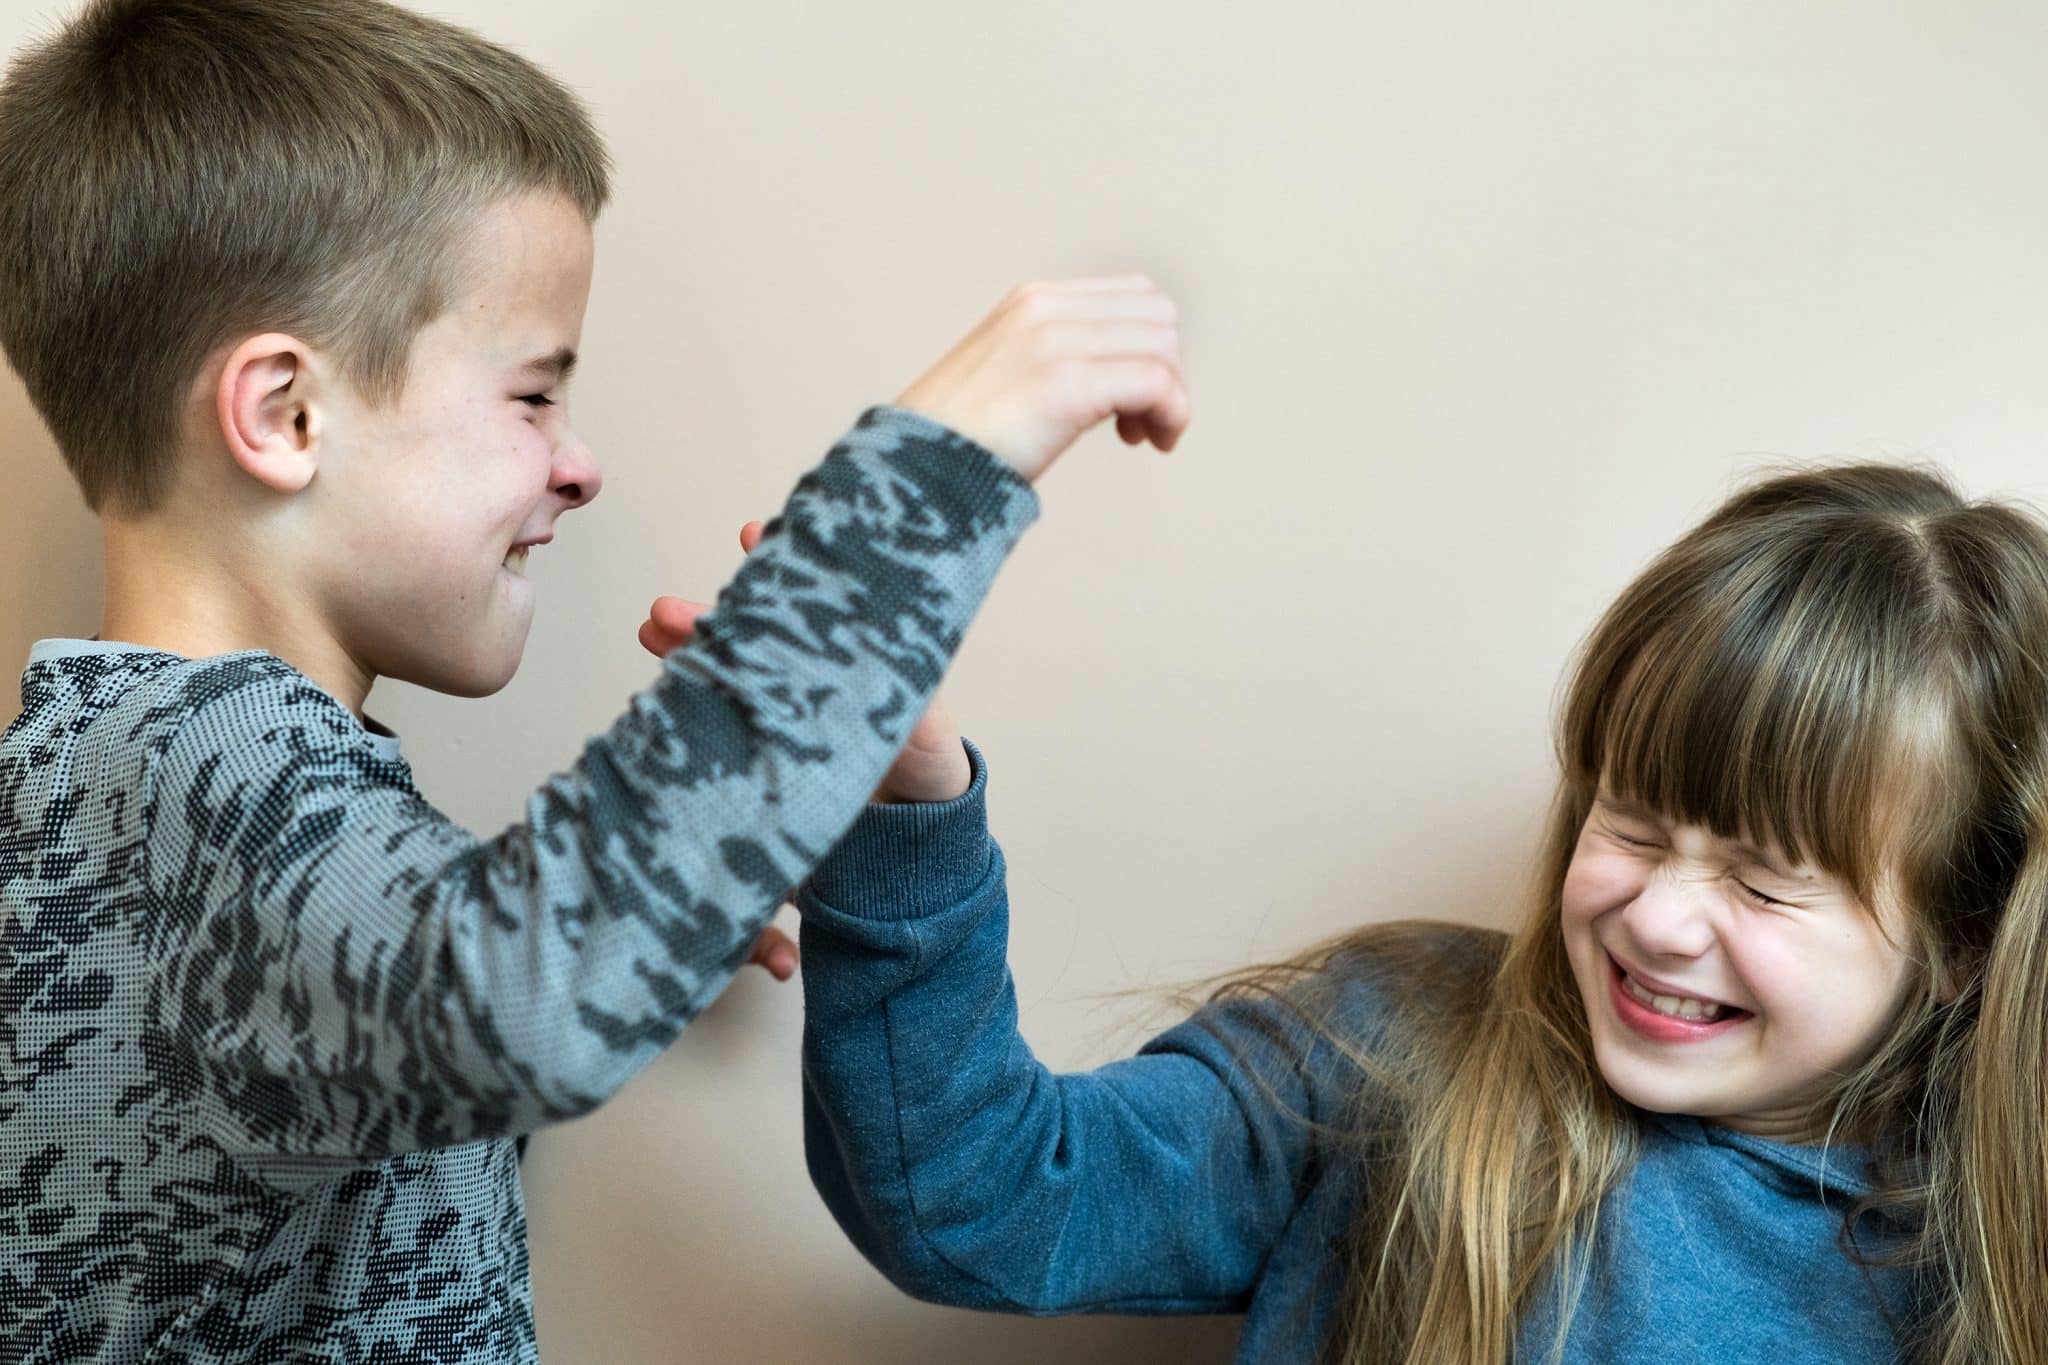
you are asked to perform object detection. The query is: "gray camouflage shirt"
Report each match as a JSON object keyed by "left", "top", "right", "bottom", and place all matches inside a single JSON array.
[{"left": 0, "top": 406, "right": 1036, "bottom": 1363}]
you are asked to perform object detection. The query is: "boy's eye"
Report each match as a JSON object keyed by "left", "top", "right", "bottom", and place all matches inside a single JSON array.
[{"left": 518, "top": 393, "right": 556, "bottom": 409}]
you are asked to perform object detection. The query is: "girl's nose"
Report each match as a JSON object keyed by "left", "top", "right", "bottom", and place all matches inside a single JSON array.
[
  {"left": 1619, "top": 870, "right": 1717, "bottom": 961},
  {"left": 552, "top": 431, "right": 603, "bottom": 509}
]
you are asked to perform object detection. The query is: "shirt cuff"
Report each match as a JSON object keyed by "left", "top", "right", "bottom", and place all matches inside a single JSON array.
[
  {"left": 851, "top": 404, "right": 1034, "bottom": 522},
  {"left": 801, "top": 738, "right": 994, "bottom": 922}
]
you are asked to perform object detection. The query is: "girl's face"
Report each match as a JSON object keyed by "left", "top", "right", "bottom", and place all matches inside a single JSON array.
[{"left": 1559, "top": 791, "right": 1923, "bottom": 1141}]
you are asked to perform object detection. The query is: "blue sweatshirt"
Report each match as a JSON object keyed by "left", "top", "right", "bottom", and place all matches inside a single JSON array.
[
  {"left": 796, "top": 742, "right": 1924, "bottom": 1363},
  {"left": 0, "top": 409, "right": 1035, "bottom": 1364}
]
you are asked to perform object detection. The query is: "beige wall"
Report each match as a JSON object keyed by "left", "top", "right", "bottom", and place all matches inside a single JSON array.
[{"left": 6, "top": 2, "right": 2048, "bottom": 1359}]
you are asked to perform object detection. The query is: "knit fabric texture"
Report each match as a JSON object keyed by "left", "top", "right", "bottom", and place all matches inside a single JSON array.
[{"left": 0, "top": 407, "right": 1035, "bottom": 1363}]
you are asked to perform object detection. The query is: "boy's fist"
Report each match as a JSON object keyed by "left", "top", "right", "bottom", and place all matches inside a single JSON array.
[{"left": 894, "top": 275, "right": 1189, "bottom": 482}]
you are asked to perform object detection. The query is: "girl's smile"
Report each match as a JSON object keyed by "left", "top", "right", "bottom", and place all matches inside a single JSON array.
[{"left": 1605, "top": 951, "right": 1752, "bottom": 1043}]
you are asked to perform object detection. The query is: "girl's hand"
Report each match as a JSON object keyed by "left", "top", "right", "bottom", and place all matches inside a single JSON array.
[{"left": 745, "top": 925, "right": 797, "bottom": 982}]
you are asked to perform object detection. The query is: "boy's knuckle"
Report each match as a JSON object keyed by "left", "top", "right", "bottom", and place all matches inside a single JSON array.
[
  {"left": 1043, "top": 356, "right": 1090, "bottom": 401},
  {"left": 1005, "top": 280, "right": 1049, "bottom": 312},
  {"left": 1010, "top": 290, "right": 1057, "bottom": 328}
]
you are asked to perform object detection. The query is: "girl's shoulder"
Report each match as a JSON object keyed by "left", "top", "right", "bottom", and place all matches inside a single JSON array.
[{"left": 1317, "top": 918, "right": 1510, "bottom": 1028}]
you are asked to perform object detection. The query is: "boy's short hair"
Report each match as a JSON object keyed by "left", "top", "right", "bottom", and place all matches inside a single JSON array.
[{"left": 0, "top": 0, "right": 611, "bottom": 516}]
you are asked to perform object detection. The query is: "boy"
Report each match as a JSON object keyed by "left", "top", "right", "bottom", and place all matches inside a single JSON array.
[{"left": 0, "top": 0, "right": 1188, "bottom": 1359}]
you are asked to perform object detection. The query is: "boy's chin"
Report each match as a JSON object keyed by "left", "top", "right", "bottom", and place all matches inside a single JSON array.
[{"left": 393, "top": 636, "right": 528, "bottom": 699}]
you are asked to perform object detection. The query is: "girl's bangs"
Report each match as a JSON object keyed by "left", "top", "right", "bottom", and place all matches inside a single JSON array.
[{"left": 1569, "top": 532, "right": 1941, "bottom": 906}]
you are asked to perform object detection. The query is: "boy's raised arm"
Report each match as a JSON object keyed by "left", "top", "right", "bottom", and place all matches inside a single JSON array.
[
  {"left": 137, "top": 278, "right": 1189, "bottom": 1183},
  {"left": 143, "top": 409, "right": 1018, "bottom": 1173}
]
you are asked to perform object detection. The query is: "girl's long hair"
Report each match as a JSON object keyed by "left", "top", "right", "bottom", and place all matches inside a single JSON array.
[{"left": 1212, "top": 464, "right": 2048, "bottom": 1363}]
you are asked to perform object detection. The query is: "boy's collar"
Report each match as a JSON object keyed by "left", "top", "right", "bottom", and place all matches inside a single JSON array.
[{"left": 26, "top": 637, "right": 403, "bottom": 756}]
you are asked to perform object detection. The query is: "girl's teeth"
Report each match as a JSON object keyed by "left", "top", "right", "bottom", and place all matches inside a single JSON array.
[{"left": 1623, "top": 972, "right": 1727, "bottom": 1022}]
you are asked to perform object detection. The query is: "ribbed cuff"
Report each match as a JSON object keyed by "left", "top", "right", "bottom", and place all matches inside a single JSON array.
[{"left": 802, "top": 739, "right": 994, "bottom": 922}]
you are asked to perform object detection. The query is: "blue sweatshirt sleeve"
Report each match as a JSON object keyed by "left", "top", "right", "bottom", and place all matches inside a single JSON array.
[
  {"left": 796, "top": 740, "right": 1361, "bottom": 1315},
  {"left": 139, "top": 407, "right": 1037, "bottom": 1186}
]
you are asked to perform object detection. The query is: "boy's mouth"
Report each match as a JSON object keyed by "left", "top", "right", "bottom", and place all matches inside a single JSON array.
[{"left": 503, "top": 535, "right": 549, "bottom": 575}]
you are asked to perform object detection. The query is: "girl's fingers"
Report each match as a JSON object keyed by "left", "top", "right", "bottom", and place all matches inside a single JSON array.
[
  {"left": 641, "top": 596, "right": 711, "bottom": 657},
  {"left": 650, "top": 596, "right": 710, "bottom": 632},
  {"left": 641, "top": 525, "right": 767, "bottom": 663},
  {"left": 747, "top": 924, "right": 799, "bottom": 981}
]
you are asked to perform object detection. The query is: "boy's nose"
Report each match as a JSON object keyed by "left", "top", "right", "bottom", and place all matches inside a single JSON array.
[{"left": 551, "top": 433, "right": 603, "bottom": 509}]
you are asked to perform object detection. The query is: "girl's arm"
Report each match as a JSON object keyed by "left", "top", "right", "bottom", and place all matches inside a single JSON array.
[{"left": 797, "top": 741, "right": 1373, "bottom": 1315}]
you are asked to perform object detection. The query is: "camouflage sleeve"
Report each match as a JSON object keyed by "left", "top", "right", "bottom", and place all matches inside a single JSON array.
[{"left": 138, "top": 406, "right": 1037, "bottom": 1185}]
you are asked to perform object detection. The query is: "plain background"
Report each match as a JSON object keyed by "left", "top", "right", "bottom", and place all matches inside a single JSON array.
[{"left": 5, "top": 2, "right": 2048, "bottom": 1360}]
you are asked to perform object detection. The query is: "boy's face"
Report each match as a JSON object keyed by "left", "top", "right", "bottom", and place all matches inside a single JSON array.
[
  {"left": 306, "top": 190, "right": 602, "bottom": 698},
  {"left": 1558, "top": 791, "right": 1921, "bottom": 1141}
]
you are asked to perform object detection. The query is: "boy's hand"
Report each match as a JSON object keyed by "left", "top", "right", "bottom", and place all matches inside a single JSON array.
[
  {"left": 638, "top": 523, "right": 975, "bottom": 806},
  {"left": 894, "top": 275, "right": 1190, "bottom": 483}
]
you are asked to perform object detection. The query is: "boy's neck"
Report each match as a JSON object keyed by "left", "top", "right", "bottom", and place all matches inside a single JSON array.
[{"left": 97, "top": 517, "right": 375, "bottom": 720}]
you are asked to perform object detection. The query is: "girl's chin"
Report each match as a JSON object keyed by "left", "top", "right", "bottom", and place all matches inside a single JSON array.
[{"left": 1590, "top": 1051, "right": 1718, "bottom": 1118}]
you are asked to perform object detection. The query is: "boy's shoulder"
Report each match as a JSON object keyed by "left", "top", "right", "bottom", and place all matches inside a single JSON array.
[{"left": 12, "top": 641, "right": 390, "bottom": 776}]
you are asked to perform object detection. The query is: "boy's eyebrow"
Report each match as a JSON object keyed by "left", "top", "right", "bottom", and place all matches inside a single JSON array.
[{"left": 518, "top": 347, "right": 578, "bottom": 382}]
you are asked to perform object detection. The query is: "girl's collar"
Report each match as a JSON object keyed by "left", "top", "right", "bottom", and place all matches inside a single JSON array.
[{"left": 1638, "top": 1108, "right": 1879, "bottom": 1198}]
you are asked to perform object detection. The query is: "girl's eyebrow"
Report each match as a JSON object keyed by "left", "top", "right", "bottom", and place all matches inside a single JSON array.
[
  {"left": 1595, "top": 793, "right": 1814, "bottom": 882},
  {"left": 1731, "top": 841, "right": 1811, "bottom": 883},
  {"left": 1592, "top": 793, "right": 1660, "bottom": 823}
]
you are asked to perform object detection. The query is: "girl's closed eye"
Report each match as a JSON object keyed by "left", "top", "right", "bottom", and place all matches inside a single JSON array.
[
  {"left": 518, "top": 392, "right": 556, "bottom": 409},
  {"left": 1733, "top": 878, "right": 1789, "bottom": 908},
  {"left": 1604, "top": 821, "right": 1790, "bottom": 906}
]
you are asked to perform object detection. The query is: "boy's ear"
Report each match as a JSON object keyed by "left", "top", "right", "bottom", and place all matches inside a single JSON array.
[{"left": 215, "top": 333, "right": 322, "bottom": 494}]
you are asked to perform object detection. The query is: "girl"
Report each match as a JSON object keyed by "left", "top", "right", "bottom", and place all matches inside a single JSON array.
[{"left": 648, "top": 464, "right": 2048, "bottom": 1363}]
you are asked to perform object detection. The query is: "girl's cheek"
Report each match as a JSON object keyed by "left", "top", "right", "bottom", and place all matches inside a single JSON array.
[
  {"left": 1718, "top": 927, "right": 1808, "bottom": 1025},
  {"left": 1562, "top": 847, "right": 1644, "bottom": 918}
]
